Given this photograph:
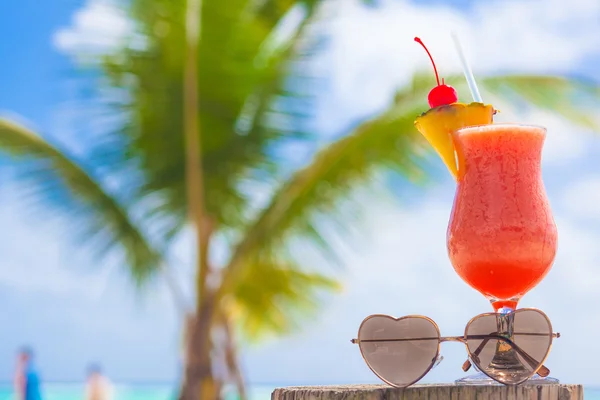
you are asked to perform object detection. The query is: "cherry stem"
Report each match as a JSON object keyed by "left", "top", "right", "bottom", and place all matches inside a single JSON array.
[{"left": 414, "top": 37, "right": 440, "bottom": 86}]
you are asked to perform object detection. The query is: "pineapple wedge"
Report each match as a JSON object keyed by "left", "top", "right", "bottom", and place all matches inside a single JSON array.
[{"left": 414, "top": 102, "right": 495, "bottom": 180}]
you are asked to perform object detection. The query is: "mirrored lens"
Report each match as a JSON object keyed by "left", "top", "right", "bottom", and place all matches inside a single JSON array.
[
  {"left": 358, "top": 315, "right": 439, "bottom": 387},
  {"left": 465, "top": 313, "right": 498, "bottom": 372},
  {"left": 513, "top": 309, "right": 553, "bottom": 372},
  {"left": 465, "top": 309, "right": 552, "bottom": 384}
]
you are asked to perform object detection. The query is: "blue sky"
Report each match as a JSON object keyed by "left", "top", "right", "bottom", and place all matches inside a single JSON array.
[
  {"left": 0, "top": 0, "right": 92, "bottom": 128},
  {"left": 1, "top": 0, "right": 600, "bottom": 389}
]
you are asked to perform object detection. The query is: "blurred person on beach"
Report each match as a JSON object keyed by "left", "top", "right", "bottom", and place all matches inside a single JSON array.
[
  {"left": 13, "top": 347, "right": 43, "bottom": 400},
  {"left": 84, "top": 364, "right": 114, "bottom": 400}
]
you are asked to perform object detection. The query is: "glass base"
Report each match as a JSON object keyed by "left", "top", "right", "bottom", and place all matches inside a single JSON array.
[{"left": 455, "top": 372, "right": 559, "bottom": 385}]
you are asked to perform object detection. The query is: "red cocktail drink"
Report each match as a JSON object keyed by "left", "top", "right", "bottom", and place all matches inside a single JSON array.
[
  {"left": 447, "top": 124, "right": 557, "bottom": 311},
  {"left": 413, "top": 37, "right": 558, "bottom": 385}
]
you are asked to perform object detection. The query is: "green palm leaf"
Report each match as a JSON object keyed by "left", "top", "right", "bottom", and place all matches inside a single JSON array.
[
  {"left": 478, "top": 75, "right": 600, "bottom": 130},
  {"left": 0, "top": 118, "right": 162, "bottom": 285},
  {"left": 227, "top": 252, "right": 339, "bottom": 341},
  {"left": 98, "top": 0, "right": 325, "bottom": 242}
]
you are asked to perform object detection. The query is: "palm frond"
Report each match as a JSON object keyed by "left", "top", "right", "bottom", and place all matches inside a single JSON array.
[
  {"left": 0, "top": 118, "right": 162, "bottom": 285},
  {"left": 220, "top": 101, "right": 432, "bottom": 296},
  {"left": 478, "top": 75, "right": 600, "bottom": 130},
  {"left": 225, "top": 251, "right": 339, "bottom": 342},
  {"left": 96, "top": 0, "right": 328, "bottom": 243}
]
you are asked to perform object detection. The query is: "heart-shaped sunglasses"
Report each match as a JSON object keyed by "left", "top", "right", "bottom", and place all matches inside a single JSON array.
[{"left": 351, "top": 308, "right": 559, "bottom": 387}]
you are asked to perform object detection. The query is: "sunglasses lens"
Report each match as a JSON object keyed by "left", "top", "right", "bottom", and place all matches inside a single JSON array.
[
  {"left": 358, "top": 316, "right": 439, "bottom": 387},
  {"left": 513, "top": 309, "right": 553, "bottom": 370},
  {"left": 466, "top": 309, "right": 553, "bottom": 384}
]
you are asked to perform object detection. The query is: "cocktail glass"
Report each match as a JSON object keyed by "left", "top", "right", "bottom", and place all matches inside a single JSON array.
[{"left": 447, "top": 123, "right": 558, "bottom": 385}]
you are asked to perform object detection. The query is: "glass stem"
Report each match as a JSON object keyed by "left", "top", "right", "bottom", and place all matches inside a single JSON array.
[{"left": 487, "top": 302, "right": 526, "bottom": 374}]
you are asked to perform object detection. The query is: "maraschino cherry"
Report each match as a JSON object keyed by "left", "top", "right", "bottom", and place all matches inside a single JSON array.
[{"left": 414, "top": 37, "right": 458, "bottom": 108}]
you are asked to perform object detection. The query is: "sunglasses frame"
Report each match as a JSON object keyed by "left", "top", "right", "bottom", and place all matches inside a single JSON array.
[{"left": 351, "top": 307, "right": 559, "bottom": 388}]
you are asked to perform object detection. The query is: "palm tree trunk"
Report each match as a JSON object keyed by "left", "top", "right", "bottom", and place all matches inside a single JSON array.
[
  {"left": 179, "top": 293, "right": 218, "bottom": 400},
  {"left": 178, "top": 0, "right": 218, "bottom": 398},
  {"left": 222, "top": 316, "right": 247, "bottom": 400}
]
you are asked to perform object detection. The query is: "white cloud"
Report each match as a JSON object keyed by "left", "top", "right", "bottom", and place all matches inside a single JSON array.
[
  {"left": 494, "top": 108, "right": 595, "bottom": 165},
  {"left": 0, "top": 206, "right": 103, "bottom": 297},
  {"left": 469, "top": 0, "right": 600, "bottom": 73},
  {"left": 548, "top": 217, "right": 600, "bottom": 293},
  {"left": 319, "top": 0, "right": 600, "bottom": 163},
  {"left": 326, "top": 0, "right": 600, "bottom": 100},
  {"left": 562, "top": 176, "right": 600, "bottom": 221},
  {"left": 52, "top": 0, "right": 132, "bottom": 57}
]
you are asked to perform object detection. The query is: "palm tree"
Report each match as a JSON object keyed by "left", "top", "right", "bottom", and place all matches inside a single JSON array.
[{"left": 1, "top": 0, "right": 599, "bottom": 399}]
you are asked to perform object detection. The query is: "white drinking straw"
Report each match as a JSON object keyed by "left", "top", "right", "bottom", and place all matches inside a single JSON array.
[{"left": 451, "top": 31, "right": 483, "bottom": 103}]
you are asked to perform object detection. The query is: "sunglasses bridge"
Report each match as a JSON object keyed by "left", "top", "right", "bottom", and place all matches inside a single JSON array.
[{"left": 440, "top": 336, "right": 466, "bottom": 343}]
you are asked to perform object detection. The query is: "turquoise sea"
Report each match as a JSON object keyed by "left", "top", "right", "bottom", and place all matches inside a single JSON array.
[
  {"left": 0, "top": 384, "right": 598, "bottom": 399},
  {"left": 0, "top": 384, "right": 272, "bottom": 400}
]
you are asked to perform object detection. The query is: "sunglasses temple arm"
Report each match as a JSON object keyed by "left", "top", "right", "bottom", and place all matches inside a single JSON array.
[
  {"left": 502, "top": 336, "right": 550, "bottom": 376},
  {"left": 465, "top": 334, "right": 550, "bottom": 377}
]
